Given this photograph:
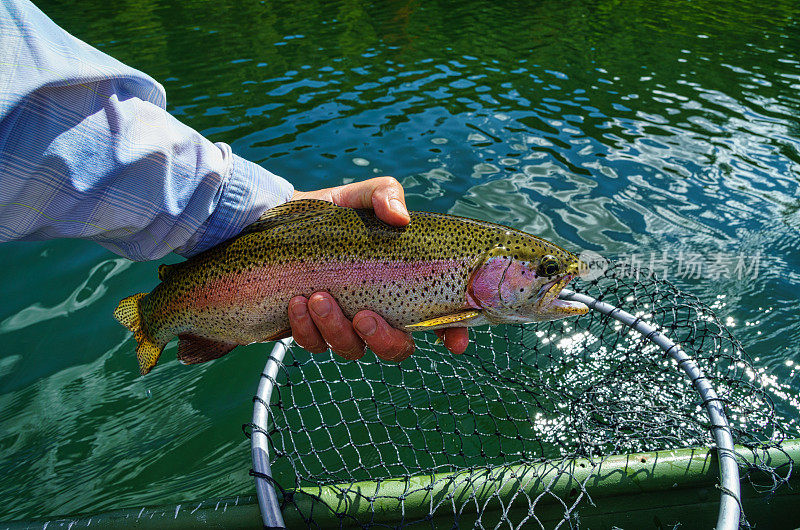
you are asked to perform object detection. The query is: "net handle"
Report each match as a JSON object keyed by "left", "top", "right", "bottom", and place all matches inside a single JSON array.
[
  {"left": 252, "top": 337, "right": 293, "bottom": 529},
  {"left": 560, "top": 288, "right": 741, "bottom": 530}
]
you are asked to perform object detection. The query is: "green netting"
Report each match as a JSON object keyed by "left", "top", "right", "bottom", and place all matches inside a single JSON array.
[{"left": 250, "top": 261, "right": 792, "bottom": 528}]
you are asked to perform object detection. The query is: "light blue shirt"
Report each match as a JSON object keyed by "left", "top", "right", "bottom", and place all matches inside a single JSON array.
[{"left": 0, "top": 0, "right": 294, "bottom": 261}]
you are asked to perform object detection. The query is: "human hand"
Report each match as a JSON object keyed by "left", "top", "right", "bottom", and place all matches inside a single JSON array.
[{"left": 287, "top": 177, "right": 469, "bottom": 361}]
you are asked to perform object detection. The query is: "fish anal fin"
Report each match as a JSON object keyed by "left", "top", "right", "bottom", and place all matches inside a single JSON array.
[
  {"left": 177, "top": 334, "right": 237, "bottom": 365},
  {"left": 405, "top": 310, "right": 483, "bottom": 331},
  {"left": 241, "top": 199, "right": 340, "bottom": 235}
]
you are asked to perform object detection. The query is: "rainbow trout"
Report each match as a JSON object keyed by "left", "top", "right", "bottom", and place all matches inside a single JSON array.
[{"left": 114, "top": 199, "right": 588, "bottom": 374}]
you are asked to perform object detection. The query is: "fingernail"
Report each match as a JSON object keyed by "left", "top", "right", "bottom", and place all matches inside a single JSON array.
[
  {"left": 310, "top": 296, "right": 331, "bottom": 317},
  {"left": 290, "top": 300, "right": 306, "bottom": 318},
  {"left": 355, "top": 316, "right": 377, "bottom": 336},
  {"left": 389, "top": 198, "right": 407, "bottom": 217}
]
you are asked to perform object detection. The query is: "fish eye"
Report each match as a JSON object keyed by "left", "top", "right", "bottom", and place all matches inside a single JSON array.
[{"left": 538, "top": 255, "right": 561, "bottom": 277}]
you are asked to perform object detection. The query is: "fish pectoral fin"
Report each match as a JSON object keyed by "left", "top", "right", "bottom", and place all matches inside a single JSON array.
[
  {"left": 177, "top": 334, "right": 237, "bottom": 365},
  {"left": 405, "top": 310, "right": 483, "bottom": 330},
  {"left": 241, "top": 199, "right": 340, "bottom": 235}
]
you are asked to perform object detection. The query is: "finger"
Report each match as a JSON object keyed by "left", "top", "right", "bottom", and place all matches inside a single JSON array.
[
  {"left": 329, "top": 176, "right": 410, "bottom": 227},
  {"left": 290, "top": 189, "right": 333, "bottom": 203},
  {"left": 288, "top": 296, "right": 327, "bottom": 354},
  {"left": 434, "top": 328, "right": 469, "bottom": 355},
  {"left": 308, "top": 292, "right": 366, "bottom": 360},
  {"left": 353, "top": 310, "right": 415, "bottom": 362}
]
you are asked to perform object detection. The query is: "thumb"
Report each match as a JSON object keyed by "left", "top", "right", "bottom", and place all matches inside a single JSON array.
[{"left": 329, "top": 177, "right": 410, "bottom": 227}]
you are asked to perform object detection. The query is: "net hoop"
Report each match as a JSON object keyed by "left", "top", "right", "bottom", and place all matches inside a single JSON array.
[
  {"left": 559, "top": 289, "right": 741, "bottom": 530},
  {"left": 251, "top": 290, "right": 742, "bottom": 529},
  {"left": 252, "top": 337, "right": 292, "bottom": 529}
]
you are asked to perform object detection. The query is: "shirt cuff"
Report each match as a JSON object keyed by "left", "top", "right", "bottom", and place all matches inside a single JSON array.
[{"left": 176, "top": 153, "right": 294, "bottom": 257}]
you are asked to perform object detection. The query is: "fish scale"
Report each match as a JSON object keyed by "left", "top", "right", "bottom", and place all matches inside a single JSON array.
[{"left": 114, "top": 199, "right": 588, "bottom": 375}]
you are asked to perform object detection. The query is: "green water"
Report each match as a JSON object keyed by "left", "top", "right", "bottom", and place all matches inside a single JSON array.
[{"left": 1, "top": 0, "right": 800, "bottom": 521}]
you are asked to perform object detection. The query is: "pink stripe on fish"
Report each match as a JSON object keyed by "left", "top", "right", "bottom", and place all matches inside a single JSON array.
[{"left": 187, "top": 258, "right": 472, "bottom": 310}]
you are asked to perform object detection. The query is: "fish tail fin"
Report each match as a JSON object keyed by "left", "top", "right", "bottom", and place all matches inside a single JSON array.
[{"left": 113, "top": 293, "right": 163, "bottom": 375}]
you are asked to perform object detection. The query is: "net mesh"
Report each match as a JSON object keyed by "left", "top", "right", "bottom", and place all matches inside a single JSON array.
[{"left": 248, "top": 261, "right": 793, "bottom": 528}]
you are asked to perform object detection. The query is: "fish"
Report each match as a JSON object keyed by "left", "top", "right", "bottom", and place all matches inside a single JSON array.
[{"left": 114, "top": 199, "right": 589, "bottom": 375}]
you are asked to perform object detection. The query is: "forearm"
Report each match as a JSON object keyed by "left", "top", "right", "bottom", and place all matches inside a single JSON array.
[{"left": 0, "top": 0, "right": 293, "bottom": 261}]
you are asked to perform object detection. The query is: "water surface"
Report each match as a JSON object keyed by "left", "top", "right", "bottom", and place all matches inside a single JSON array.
[{"left": 1, "top": 0, "right": 799, "bottom": 520}]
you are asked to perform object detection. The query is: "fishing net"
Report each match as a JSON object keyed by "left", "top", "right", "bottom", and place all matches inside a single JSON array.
[{"left": 245, "top": 261, "right": 794, "bottom": 529}]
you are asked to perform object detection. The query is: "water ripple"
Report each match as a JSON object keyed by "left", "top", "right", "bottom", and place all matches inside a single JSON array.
[
  {"left": 2, "top": 0, "right": 800, "bottom": 521},
  {"left": 0, "top": 259, "right": 131, "bottom": 334}
]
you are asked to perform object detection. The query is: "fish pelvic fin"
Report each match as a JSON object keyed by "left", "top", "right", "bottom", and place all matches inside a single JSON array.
[
  {"left": 263, "top": 329, "right": 292, "bottom": 342},
  {"left": 113, "top": 293, "right": 163, "bottom": 375},
  {"left": 405, "top": 310, "right": 484, "bottom": 331}
]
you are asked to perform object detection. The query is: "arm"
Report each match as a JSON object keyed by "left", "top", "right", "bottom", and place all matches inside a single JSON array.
[
  {"left": 0, "top": 0, "right": 293, "bottom": 261},
  {"left": 0, "top": 1, "right": 468, "bottom": 360}
]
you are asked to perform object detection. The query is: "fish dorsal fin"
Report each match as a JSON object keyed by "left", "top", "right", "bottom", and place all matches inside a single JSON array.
[
  {"left": 158, "top": 263, "right": 178, "bottom": 281},
  {"left": 241, "top": 199, "right": 341, "bottom": 234}
]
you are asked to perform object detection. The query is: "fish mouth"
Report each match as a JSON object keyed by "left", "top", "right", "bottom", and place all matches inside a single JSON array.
[{"left": 536, "top": 274, "right": 589, "bottom": 317}]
